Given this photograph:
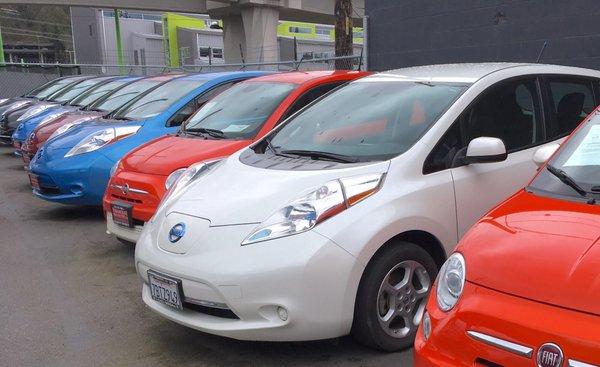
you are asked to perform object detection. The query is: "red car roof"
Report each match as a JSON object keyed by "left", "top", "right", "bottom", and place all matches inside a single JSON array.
[{"left": 248, "top": 70, "right": 369, "bottom": 85}]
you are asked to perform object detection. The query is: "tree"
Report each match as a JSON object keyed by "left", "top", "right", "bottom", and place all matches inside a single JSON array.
[{"left": 334, "top": 0, "right": 353, "bottom": 69}]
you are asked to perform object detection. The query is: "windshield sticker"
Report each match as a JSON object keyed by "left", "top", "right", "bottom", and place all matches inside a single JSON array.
[
  {"left": 564, "top": 125, "right": 600, "bottom": 166},
  {"left": 222, "top": 124, "right": 250, "bottom": 133}
]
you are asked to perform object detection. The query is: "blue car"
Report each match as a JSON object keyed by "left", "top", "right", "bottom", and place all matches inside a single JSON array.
[
  {"left": 11, "top": 76, "right": 129, "bottom": 149},
  {"left": 29, "top": 71, "right": 270, "bottom": 206}
]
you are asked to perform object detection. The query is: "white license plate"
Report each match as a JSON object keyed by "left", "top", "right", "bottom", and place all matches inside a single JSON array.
[{"left": 148, "top": 270, "right": 183, "bottom": 310}]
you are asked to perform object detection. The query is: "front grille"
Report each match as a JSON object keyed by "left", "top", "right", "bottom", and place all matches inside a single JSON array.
[
  {"left": 475, "top": 358, "right": 503, "bottom": 367},
  {"left": 183, "top": 301, "right": 240, "bottom": 319},
  {"left": 39, "top": 185, "right": 61, "bottom": 196},
  {"left": 111, "top": 194, "right": 142, "bottom": 204}
]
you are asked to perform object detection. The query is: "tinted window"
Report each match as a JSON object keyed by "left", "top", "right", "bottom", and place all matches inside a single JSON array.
[
  {"left": 269, "top": 81, "right": 467, "bottom": 162},
  {"left": 117, "top": 80, "right": 205, "bottom": 120},
  {"left": 52, "top": 79, "right": 106, "bottom": 103},
  {"left": 90, "top": 79, "right": 161, "bottom": 113},
  {"left": 530, "top": 111, "right": 600, "bottom": 201},
  {"left": 425, "top": 78, "right": 542, "bottom": 173},
  {"left": 71, "top": 79, "right": 129, "bottom": 107},
  {"left": 547, "top": 78, "right": 596, "bottom": 139},
  {"left": 184, "top": 82, "right": 296, "bottom": 139}
]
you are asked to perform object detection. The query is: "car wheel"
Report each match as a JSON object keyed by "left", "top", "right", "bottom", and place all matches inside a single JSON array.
[{"left": 351, "top": 241, "right": 438, "bottom": 351}]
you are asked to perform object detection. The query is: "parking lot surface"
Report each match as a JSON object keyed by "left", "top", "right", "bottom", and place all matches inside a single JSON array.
[{"left": 0, "top": 145, "right": 413, "bottom": 367}]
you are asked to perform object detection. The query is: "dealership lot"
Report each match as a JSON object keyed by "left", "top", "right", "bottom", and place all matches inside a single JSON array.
[{"left": 0, "top": 145, "right": 412, "bottom": 366}]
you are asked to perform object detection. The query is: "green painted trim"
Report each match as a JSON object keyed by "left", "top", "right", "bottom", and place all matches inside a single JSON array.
[
  {"left": 0, "top": 27, "right": 4, "bottom": 64},
  {"left": 163, "top": 12, "right": 207, "bottom": 67},
  {"left": 114, "top": 9, "right": 125, "bottom": 73}
]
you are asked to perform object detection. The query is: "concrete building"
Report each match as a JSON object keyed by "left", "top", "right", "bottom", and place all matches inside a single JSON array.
[
  {"left": 365, "top": 0, "right": 600, "bottom": 71},
  {"left": 70, "top": 7, "right": 363, "bottom": 67}
]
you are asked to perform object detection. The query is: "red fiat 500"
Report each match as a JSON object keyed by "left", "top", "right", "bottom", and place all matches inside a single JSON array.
[
  {"left": 103, "top": 70, "right": 370, "bottom": 243},
  {"left": 414, "top": 109, "right": 600, "bottom": 366}
]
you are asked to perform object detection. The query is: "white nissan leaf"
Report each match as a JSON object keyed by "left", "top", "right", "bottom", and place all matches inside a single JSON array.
[{"left": 135, "top": 63, "right": 600, "bottom": 351}]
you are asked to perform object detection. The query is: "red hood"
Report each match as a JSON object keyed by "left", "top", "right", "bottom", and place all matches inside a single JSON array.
[
  {"left": 459, "top": 190, "right": 600, "bottom": 316},
  {"left": 36, "top": 110, "right": 103, "bottom": 136},
  {"left": 122, "top": 135, "right": 252, "bottom": 175}
]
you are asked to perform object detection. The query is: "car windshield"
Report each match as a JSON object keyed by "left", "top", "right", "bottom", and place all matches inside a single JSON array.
[
  {"left": 51, "top": 78, "right": 107, "bottom": 104},
  {"left": 268, "top": 80, "right": 468, "bottom": 162},
  {"left": 34, "top": 78, "right": 80, "bottom": 99},
  {"left": 89, "top": 79, "right": 160, "bottom": 113},
  {"left": 183, "top": 82, "right": 296, "bottom": 139},
  {"left": 115, "top": 79, "right": 204, "bottom": 120},
  {"left": 24, "top": 78, "right": 65, "bottom": 98},
  {"left": 529, "top": 111, "right": 600, "bottom": 202},
  {"left": 70, "top": 79, "right": 129, "bottom": 107}
]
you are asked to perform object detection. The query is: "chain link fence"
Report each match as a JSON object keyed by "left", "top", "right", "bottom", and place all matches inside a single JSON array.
[{"left": 0, "top": 55, "right": 363, "bottom": 98}]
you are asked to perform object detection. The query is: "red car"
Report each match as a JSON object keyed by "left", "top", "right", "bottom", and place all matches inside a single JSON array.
[
  {"left": 20, "top": 74, "right": 181, "bottom": 166},
  {"left": 104, "top": 70, "right": 370, "bottom": 243},
  {"left": 414, "top": 109, "right": 600, "bottom": 366}
]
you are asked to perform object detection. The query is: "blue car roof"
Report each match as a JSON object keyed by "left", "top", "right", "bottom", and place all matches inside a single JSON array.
[{"left": 178, "top": 71, "right": 274, "bottom": 82}]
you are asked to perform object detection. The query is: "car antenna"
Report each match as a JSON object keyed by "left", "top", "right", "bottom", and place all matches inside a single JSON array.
[
  {"left": 293, "top": 54, "right": 306, "bottom": 71},
  {"left": 536, "top": 41, "right": 548, "bottom": 63}
]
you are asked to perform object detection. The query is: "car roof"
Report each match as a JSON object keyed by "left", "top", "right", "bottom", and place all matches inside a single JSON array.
[
  {"left": 247, "top": 70, "right": 365, "bottom": 84},
  {"left": 364, "top": 62, "right": 600, "bottom": 84},
  {"left": 177, "top": 71, "right": 270, "bottom": 82}
]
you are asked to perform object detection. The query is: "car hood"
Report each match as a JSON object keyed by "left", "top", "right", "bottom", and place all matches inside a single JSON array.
[
  {"left": 164, "top": 151, "right": 390, "bottom": 226},
  {"left": 0, "top": 98, "right": 34, "bottom": 117},
  {"left": 37, "top": 111, "right": 104, "bottom": 136},
  {"left": 461, "top": 190, "right": 600, "bottom": 316},
  {"left": 122, "top": 135, "right": 252, "bottom": 175},
  {"left": 43, "top": 119, "right": 143, "bottom": 159}
]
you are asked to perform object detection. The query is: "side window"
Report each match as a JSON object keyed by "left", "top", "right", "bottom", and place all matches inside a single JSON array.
[
  {"left": 166, "top": 82, "right": 237, "bottom": 127},
  {"left": 424, "top": 78, "right": 542, "bottom": 174},
  {"left": 281, "top": 82, "right": 345, "bottom": 121},
  {"left": 546, "top": 78, "right": 596, "bottom": 139}
]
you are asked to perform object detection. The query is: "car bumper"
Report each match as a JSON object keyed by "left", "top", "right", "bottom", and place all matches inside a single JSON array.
[
  {"left": 414, "top": 283, "right": 600, "bottom": 367},
  {"left": 135, "top": 217, "right": 364, "bottom": 341},
  {"left": 29, "top": 153, "right": 115, "bottom": 206},
  {"left": 103, "top": 170, "right": 167, "bottom": 223},
  {"left": 106, "top": 212, "right": 144, "bottom": 243}
]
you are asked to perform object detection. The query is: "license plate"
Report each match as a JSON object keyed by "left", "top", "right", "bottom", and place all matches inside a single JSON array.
[
  {"left": 111, "top": 202, "right": 133, "bottom": 228},
  {"left": 12, "top": 140, "right": 20, "bottom": 149},
  {"left": 29, "top": 173, "right": 40, "bottom": 191},
  {"left": 148, "top": 270, "right": 183, "bottom": 310}
]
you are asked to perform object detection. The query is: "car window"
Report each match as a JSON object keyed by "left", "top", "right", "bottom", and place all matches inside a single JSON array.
[
  {"left": 546, "top": 78, "right": 597, "bottom": 139},
  {"left": 424, "top": 78, "right": 542, "bottom": 174},
  {"left": 183, "top": 82, "right": 296, "bottom": 139},
  {"left": 35, "top": 78, "right": 80, "bottom": 99},
  {"left": 52, "top": 79, "right": 106, "bottom": 103},
  {"left": 70, "top": 79, "right": 129, "bottom": 107},
  {"left": 116, "top": 79, "right": 205, "bottom": 120},
  {"left": 269, "top": 81, "right": 468, "bottom": 162},
  {"left": 90, "top": 79, "right": 161, "bottom": 113},
  {"left": 282, "top": 82, "right": 345, "bottom": 120}
]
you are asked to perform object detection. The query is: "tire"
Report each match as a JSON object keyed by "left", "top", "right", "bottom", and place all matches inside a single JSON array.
[{"left": 351, "top": 241, "right": 438, "bottom": 351}]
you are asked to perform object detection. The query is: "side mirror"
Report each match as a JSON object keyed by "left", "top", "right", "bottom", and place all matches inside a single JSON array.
[
  {"left": 533, "top": 143, "right": 560, "bottom": 167},
  {"left": 463, "top": 137, "right": 507, "bottom": 164}
]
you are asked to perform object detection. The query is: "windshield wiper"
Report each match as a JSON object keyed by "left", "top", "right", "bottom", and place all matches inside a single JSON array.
[
  {"left": 279, "top": 149, "right": 359, "bottom": 163},
  {"left": 185, "top": 127, "right": 226, "bottom": 139},
  {"left": 547, "top": 164, "right": 596, "bottom": 204}
]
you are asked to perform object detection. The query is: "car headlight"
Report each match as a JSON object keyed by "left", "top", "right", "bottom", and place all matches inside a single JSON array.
[
  {"left": 242, "top": 173, "right": 385, "bottom": 245},
  {"left": 65, "top": 125, "right": 141, "bottom": 157},
  {"left": 49, "top": 117, "right": 96, "bottom": 140},
  {"left": 18, "top": 103, "right": 56, "bottom": 122},
  {"left": 436, "top": 253, "right": 466, "bottom": 311},
  {"left": 110, "top": 159, "right": 121, "bottom": 177},
  {"left": 165, "top": 168, "right": 187, "bottom": 190}
]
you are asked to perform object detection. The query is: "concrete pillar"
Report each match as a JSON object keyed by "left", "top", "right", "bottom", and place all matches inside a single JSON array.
[
  {"left": 241, "top": 6, "right": 279, "bottom": 64},
  {"left": 221, "top": 6, "right": 280, "bottom": 65},
  {"left": 222, "top": 13, "right": 246, "bottom": 64}
]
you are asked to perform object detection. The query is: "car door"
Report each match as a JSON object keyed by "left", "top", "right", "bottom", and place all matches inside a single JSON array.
[{"left": 426, "top": 76, "right": 553, "bottom": 238}]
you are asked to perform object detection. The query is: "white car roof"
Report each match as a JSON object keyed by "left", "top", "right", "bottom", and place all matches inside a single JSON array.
[{"left": 359, "top": 62, "right": 600, "bottom": 84}]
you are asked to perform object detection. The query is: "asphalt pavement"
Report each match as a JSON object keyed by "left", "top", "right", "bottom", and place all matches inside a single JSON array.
[{"left": 0, "top": 145, "right": 413, "bottom": 367}]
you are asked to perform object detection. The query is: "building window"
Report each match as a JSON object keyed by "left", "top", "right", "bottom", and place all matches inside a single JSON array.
[
  {"left": 212, "top": 48, "right": 223, "bottom": 59},
  {"left": 199, "top": 47, "right": 211, "bottom": 58},
  {"left": 353, "top": 31, "right": 364, "bottom": 38},
  {"left": 315, "top": 26, "right": 331, "bottom": 38},
  {"left": 289, "top": 26, "right": 312, "bottom": 34}
]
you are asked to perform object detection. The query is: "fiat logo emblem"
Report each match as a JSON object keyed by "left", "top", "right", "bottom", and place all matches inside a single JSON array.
[
  {"left": 168, "top": 223, "right": 186, "bottom": 243},
  {"left": 537, "top": 343, "right": 564, "bottom": 367},
  {"left": 122, "top": 183, "right": 130, "bottom": 195}
]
